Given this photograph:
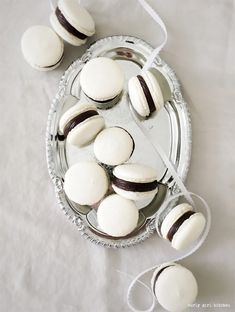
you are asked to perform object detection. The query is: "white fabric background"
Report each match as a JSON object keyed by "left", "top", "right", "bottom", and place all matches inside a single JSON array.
[{"left": 0, "top": 0, "right": 235, "bottom": 311}]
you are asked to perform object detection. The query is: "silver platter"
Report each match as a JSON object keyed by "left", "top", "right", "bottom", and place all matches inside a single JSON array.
[{"left": 46, "top": 36, "right": 192, "bottom": 248}]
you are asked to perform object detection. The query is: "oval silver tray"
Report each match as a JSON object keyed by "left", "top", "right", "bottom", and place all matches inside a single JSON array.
[{"left": 46, "top": 36, "right": 192, "bottom": 248}]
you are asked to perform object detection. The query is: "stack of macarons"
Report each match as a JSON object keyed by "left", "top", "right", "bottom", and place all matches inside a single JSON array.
[
  {"left": 56, "top": 44, "right": 165, "bottom": 239},
  {"left": 31, "top": 10, "right": 204, "bottom": 243},
  {"left": 60, "top": 58, "right": 206, "bottom": 244},
  {"left": 60, "top": 97, "right": 159, "bottom": 237},
  {"left": 61, "top": 108, "right": 159, "bottom": 237},
  {"left": 21, "top": 0, "right": 95, "bottom": 70},
  {"left": 79, "top": 57, "right": 164, "bottom": 116},
  {"left": 64, "top": 160, "right": 159, "bottom": 237}
]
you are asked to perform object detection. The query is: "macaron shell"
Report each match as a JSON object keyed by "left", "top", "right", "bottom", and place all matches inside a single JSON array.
[
  {"left": 128, "top": 76, "right": 150, "bottom": 117},
  {"left": 112, "top": 184, "right": 158, "bottom": 201},
  {"left": 161, "top": 203, "right": 193, "bottom": 239},
  {"left": 58, "top": 0, "right": 95, "bottom": 36},
  {"left": 50, "top": 13, "right": 87, "bottom": 46},
  {"left": 94, "top": 127, "right": 134, "bottom": 166},
  {"left": 64, "top": 162, "right": 108, "bottom": 205},
  {"left": 59, "top": 102, "right": 97, "bottom": 133},
  {"left": 143, "top": 71, "right": 164, "bottom": 112},
  {"left": 151, "top": 262, "right": 177, "bottom": 291},
  {"left": 67, "top": 115, "right": 105, "bottom": 146},
  {"left": 171, "top": 212, "right": 206, "bottom": 250},
  {"left": 113, "top": 163, "right": 158, "bottom": 183},
  {"left": 21, "top": 25, "right": 64, "bottom": 69},
  {"left": 154, "top": 265, "right": 198, "bottom": 312},
  {"left": 97, "top": 194, "right": 139, "bottom": 237},
  {"left": 80, "top": 57, "right": 125, "bottom": 101}
]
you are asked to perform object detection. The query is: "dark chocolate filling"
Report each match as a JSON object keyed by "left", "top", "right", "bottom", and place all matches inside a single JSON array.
[
  {"left": 137, "top": 75, "right": 156, "bottom": 115},
  {"left": 63, "top": 110, "right": 98, "bottom": 138},
  {"left": 152, "top": 265, "right": 173, "bottom": 295},
  {"left": 167, "top": 210, "right": 195, "bottom": 242},
  {"left": 55, "top": 7, "right": 88, "bottom": 40},
  {"left": 43, "top": 53, "right": 64, "bottom": 69},
  {"left": 112, "top": 176, "right": 158, "bottom": 192},
  {"left": 85, "top": 93, "right": 118, "bottom": 104},
  {"left": 115, "top": 126, "right": 135, "bottom": 157},
  {"left": 55, "top": 133, "right": 65, "bottom": 141}
]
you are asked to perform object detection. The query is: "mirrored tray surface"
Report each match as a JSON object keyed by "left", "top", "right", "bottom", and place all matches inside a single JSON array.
[{"left": 46, "top": 36, "right": 192, "bottom": 248}]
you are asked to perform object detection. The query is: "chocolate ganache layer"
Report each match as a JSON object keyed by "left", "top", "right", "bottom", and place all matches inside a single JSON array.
[
  {"left": 167, "top": 210, "right": 195, "bottom": 242},
  {"left": 44, "top": 53, "right": 64, "bottom": 69},
  {"left": 85, "top": 93, "right": 119, "bottom": 104},
  {"left": 152, "top": 265, "right": 174, "bottom": 294},
  {"left": 63, "top": 110, "right": 98, "bottom": 138},
  {"left": 56, "top": 7, "right": 88, "bottom": 40},
  {"left": 112, "top": 176, "right": 158, "bottom": 192},
  {"left": 137, "top": 75, "right": 156, "bottom": 115}
]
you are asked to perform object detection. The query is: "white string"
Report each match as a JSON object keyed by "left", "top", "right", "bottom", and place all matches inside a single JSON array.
[
  {"left": 126, "top": 265, "right": 158, "bottom": 312},
  {"left": 117, "top": 270, "right": 156, "bottom": 312},
  {"left": 134, "top": 2, "right": 184, "bottom": 204},
  {"left": 129, "top": 103, "right": 194, "bottom": 206},
  {"left": 126, "top": 192, "right": 211, "bottom": 312},
  {"left": 138, "top": 0, "right": 168, "bottom": 70}
]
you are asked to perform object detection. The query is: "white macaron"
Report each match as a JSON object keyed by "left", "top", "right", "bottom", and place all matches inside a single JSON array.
[
  {"left": 112, "top": 163, "right": 158, "bottom": 201},
  {"left": 50, "top": 0, "right": 95, "bottom": 46},
  {"left": 80, "top": 57, "right": 125, "bottom": 108},
  {"left": 97, "top": 194, "right": 139, "bottom": 237},
  {"left": 159, "top": 203, "right": 206, "bottom": 250},
  {"left": 64, "top": 161, "right": 109, "bottom": 206},
  {"left": 94, "top": 127, "right": 135, "bottom": 166},
  {"left": 21, "top": 25, "right": 64, "bottom": 71},
  {"left": 59, "top": 103, "right": 105, "bottom": 147},
  {"left": 128, "top": 70, "right": 164, "bottom": 118},
  {"left": 151, "top": 262, "right": 198, "bottom": 312}
]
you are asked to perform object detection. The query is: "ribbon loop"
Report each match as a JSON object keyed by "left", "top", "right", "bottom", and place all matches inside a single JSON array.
[
  {"left": 126, "top": 192, "right": 211, "bottom": 312},
  {"left": 138, "top": 0, "right": 168, "bottom": 70}
]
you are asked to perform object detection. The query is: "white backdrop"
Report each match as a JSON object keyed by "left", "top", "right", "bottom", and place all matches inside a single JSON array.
[{"left": 0, "top": 0, "right": 235, "bottom": 311}]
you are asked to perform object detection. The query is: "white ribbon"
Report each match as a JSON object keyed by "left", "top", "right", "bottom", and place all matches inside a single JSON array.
[
  {"left": 138, "top": 0, "right": 168, "bottom": 70},
  {"left": 126, "top": 192, "right": 211, "bottom": 312},
  {"left": 128, "top": 92, "right": 211, "bottom": 312},
  {"left": 129, "top": 103, "right": 194, "bottom": 206},
  {"left": 48, "top": 0, "right": 167, "bottom": 71}
]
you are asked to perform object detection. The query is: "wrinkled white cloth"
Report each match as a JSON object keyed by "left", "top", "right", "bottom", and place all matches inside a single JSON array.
[{"left": 0, "top": 1, "right": 235, "bottom": 311}]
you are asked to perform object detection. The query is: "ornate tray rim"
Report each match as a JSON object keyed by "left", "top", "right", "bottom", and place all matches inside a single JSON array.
[{"left": 46, "top": 35, "right": 192, "bottom": 248}]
